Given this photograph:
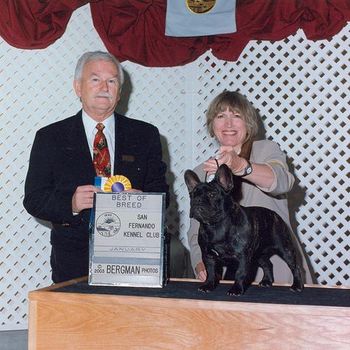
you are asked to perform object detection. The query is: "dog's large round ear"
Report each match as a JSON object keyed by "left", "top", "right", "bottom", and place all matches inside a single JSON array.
[
  {"left": 216, "top": 164, "right": 234, "bottom": 191},
  {"left": 184, "top": 170, "right": 200, "bottom": 192}
]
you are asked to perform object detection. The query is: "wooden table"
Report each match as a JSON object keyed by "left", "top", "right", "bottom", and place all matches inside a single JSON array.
[{"left": 28, "top": 278, "right": 350, "bottom": 349}]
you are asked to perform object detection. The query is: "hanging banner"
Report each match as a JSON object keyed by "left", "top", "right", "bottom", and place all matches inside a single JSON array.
[
  {"left": 165, "top": 0, "right": 237, "bottom": 37},
  {"left": 89, "top": 192, "right": 167, "bottom": 288}
]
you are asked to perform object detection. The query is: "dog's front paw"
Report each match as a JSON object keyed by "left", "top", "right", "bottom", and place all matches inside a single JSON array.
[
  {"left": 198, "top": 282, "right": 217, "bottom": 293},
  {"left": 259, "top": 278, "right": 273, "bottom": 288},
  {"left": 227, "top": 283, "right": 245, "bottom": 296}
]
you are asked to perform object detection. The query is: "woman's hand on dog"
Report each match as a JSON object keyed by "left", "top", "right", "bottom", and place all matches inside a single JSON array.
[
  {"left": 203, "top": 146, "right": 247, "bottom": 176},
  {"left": 217, "top": 146, "right": 247, "bottom": 175},
  {"left": 203, "top": 146, "right": 275, "bottom": 189},
  {"left": 195, "top": 262, "right": 207, "bottom": 282}
]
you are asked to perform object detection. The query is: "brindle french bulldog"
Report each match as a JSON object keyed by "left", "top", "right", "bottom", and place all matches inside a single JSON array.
[{"left": 184, "top": 164, "right": 304, "bottom": 296}]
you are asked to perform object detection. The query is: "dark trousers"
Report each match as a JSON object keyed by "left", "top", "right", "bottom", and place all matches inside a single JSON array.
[{"left": 50, "top": 245, "right": 89, "bottom": 283}]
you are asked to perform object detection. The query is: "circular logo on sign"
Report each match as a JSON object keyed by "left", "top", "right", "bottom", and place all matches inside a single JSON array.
[
  {"left": 96, "top": 212, "right": 121, "bottom": 237},
  {"left": 186, "top": 0, "right": 216, "bottom": 14}
]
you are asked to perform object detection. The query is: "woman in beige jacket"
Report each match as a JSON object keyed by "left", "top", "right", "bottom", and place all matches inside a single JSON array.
[{"left": 187, "top": 90, "right": 313, "bottom": 285}]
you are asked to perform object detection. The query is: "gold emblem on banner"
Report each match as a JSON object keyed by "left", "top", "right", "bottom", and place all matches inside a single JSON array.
[{"left": 186, "top": 0, "right": 216, "bottom": 14}]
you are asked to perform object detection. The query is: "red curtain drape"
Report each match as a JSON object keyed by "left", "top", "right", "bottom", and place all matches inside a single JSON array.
[
  {"left": 0, "top": 0, "right": 349, "bottom": 66},
  {"left": 0, "top": 0, "right": 89, "bottom": 49}
]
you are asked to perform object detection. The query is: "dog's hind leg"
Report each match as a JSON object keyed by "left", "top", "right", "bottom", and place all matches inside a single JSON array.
[
  {"left": 272, "top": 222, "right": 304, "bottom": 292},
  {"left": 290, "top": 265, "right": 304, "bottom": 292},
  {"left": 257, "top": 256, "right": 274, "bottom": 287},
  {"left": 277, "top": 249, "right": 304, "bottom": 292}
]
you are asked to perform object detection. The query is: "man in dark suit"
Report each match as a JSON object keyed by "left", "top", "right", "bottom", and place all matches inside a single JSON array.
[{"left": 23, "top": 51, "right": 169, "bottom": 283}]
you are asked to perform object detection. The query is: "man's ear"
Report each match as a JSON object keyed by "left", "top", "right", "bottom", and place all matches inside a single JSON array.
[{"left": 73, "top": 79, "right": 81, "bottom": 98}]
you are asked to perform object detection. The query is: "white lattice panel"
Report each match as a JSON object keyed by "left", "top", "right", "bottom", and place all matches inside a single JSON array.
[
  {"left": 0, "top": 3, "right": 349, "bottom": 331},
  {"left": 117, "top": 62, "right": 191, "bottom": 245},
  {"left": 184, "top": 33, "right": 349, "bottom": 287}
]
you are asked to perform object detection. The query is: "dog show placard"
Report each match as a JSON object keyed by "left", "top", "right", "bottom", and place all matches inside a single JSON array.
[{"left": 89, "top": 192, "right": 166, "bottom": 287}]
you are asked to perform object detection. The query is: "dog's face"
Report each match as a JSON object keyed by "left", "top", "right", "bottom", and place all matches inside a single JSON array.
[{"left": 184, "top": 164, "right": 234, "bottom": 224}]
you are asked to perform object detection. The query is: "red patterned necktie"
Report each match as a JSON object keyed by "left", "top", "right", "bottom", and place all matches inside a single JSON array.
[{"left": 93, "top": 123, "right": 111, "bottom": 177}]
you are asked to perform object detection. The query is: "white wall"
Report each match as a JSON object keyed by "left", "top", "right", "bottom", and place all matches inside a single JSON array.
[{"left": 0, "top": 4, "right": 348, "bottom": 330}]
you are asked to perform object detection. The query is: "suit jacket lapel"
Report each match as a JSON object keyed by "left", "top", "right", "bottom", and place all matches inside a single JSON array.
[
  {"left": 63, "top": 111, "right": 96, "bottom": 179},
  {"left": 114, "top": 113, "right": 124, "bottom": 174}
]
